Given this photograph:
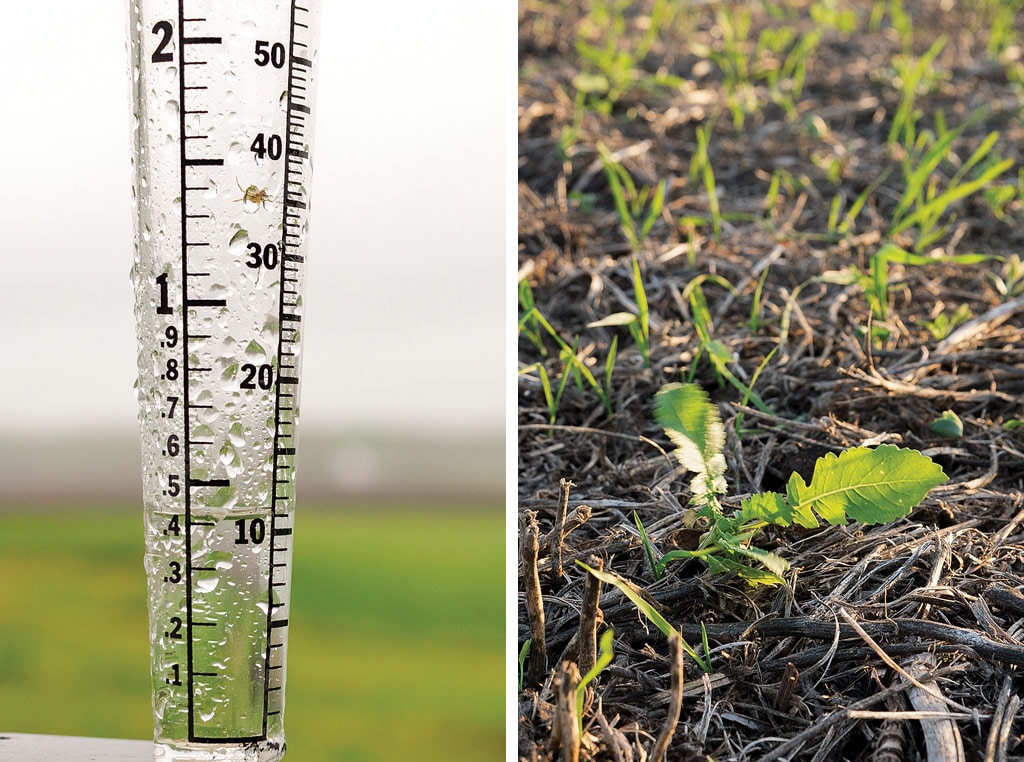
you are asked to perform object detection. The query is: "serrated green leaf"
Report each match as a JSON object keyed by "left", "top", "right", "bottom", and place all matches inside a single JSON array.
[
  {"left": 654, "top": 383, "right": 726, "bottom": 475},
  {"left": 786, "top": 445, "right": 947, "bottom": 526},
  {"left": 738, "top": 491, "right": 797, "bottom": 527},
  {"left": 716, "top": 536, "right": 791, "bottom": 577},
  {"left": 704, "top": 554, "right": 786, "bottom": 586}
]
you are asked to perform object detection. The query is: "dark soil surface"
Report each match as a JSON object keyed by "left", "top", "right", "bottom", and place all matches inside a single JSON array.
[{"left": 517, "top": 1, "right": 1024, "bottom": 760}]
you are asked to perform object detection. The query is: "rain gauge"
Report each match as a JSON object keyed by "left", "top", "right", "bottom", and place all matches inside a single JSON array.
[{"left": 127, "top": 1, "right": 320, "bottom": 759}]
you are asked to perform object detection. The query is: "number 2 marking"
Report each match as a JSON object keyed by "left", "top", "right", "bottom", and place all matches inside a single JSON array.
[{"left": 152, "top": 21, "right": 174, "bottom": 63}]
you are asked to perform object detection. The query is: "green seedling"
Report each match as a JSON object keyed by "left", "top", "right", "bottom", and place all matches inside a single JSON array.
[
  {"left": 573, "top": 0, "right": 683, "bottom": 111},
  {"left": 885, "top": 0, "right": 915, "bottom": 54},
  {"left": 759, "top": 28, "right": 822, "bottom": 118},
  {"left": 918, "top": 303, "right": 972, "bottom": 340},
  {"left": 518, "top": 285, "right": 612, "bottom": 421},
  {"left": 518, "top": 363, "right": 556, "bottom": 425},
  {"left": 747, "top": 266, "right": 772, "bottom": 334},
  {"left": 983, "top": 181, "right": 1017, "bottom": 220},
  {"left": 586, "top": 255, "right": 651, "bottom": 367},
  {"left": 986, "top": 3, "right": 1019, "bottom": 60},
  {"left": 857, "top": 244, "right": 991, "bottom": 322},
  {"left": 702, "top": 7, "right": 821, "bottom": 128},
  {"left": 576, "top": 561, "right": 712, "bottom": 673},
  {"left": 691, "top": 124, "right": 722, "bottom": 238},
  {"left": 930, "top": 410, "right": 964, "bottom": 439},
  {"left": 762, "top": 168, "right": 784, "bottom": 223},
  {"left": 682, "top": 276, "right": 772, "bottom": 413},
  {"left": 989, "top": 254, "right": 1024, "bottom": 299},
  {"left": 833, "top": 169, "right": 891, "bottom": 237},
  {"left": 518, "top": 639, "right": 532, "bottom": 693},
  {"left": 888, "top": 36, "right": 947, "bottom": 148},
  {"left": 704, "top": 5, "right": 756, "bottom": 129},
  {"left": 598, "top": 144, "right": 667, "bottom": 250},
  {"left": 809, "top": 0, "right": 858, "bottom": 33},
  {"left": 602, "top": 335, "right": 619, "bottom": 403},
  {"left": 636, "top": 383, "right": 947, "bottom": 585},
  {"left": 518, "top": 280, "right": 547, "bottom": 356},
  {"left": 574, "top": 628, "right": 614, "bottom": 734},
  {"left": 891, "top": 121, "right": 1012, "bottom": 253}
]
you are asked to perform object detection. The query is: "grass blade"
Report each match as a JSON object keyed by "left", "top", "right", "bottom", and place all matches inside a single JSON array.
[{"left": 576, "top": 561, "right": 712, "bottom": 672}]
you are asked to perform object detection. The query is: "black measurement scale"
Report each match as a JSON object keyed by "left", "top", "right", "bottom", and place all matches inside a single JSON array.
[{"left": 129, "top": 1, "right": 319, "bottom": 751}]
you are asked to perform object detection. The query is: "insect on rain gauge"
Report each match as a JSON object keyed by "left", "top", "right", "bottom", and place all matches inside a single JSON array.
[{"left": 127, "top": 1, "right": 320, "bottom": 758}]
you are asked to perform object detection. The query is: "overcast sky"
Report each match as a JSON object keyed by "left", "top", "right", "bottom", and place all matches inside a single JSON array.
[{"left": 0, "top": 2, "right": 506, "bottom": 439}]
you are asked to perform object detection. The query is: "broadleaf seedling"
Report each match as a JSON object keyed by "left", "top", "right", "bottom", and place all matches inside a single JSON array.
[{"left": 637, "top": 383, "right": 948, "bottom": 585}]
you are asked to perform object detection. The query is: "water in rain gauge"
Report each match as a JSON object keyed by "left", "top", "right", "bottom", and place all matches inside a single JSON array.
[{"left": 127, "top": 1, "right": 321, "bottom": 758}]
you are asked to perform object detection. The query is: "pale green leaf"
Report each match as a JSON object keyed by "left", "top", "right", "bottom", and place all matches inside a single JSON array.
[
  {"left": 786, "top": 445, "right": 947, "bottom": 526},
  {"left": 587, "top": 312, "right": 638, "bottom": 328},
  {"left": 573, "top": 71, "right": 611, "bottom": 94},
  {"left": 654, "top": 383, "right": 726, "bottom": 476}
]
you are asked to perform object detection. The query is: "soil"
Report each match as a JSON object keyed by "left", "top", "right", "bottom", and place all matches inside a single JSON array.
[{"left": 517, "top": 1, "right": 1024, "bottom": 760}]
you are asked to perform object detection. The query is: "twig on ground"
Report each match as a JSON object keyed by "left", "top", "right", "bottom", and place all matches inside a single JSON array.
[
  {"left": 838, "top": 608, "right": 970, "bottom": 714},
  {"left": 671, "top": 616, "right": 1024, "bottom": 667},
  {"left": 578, "top": 555, "right": 604, "bottom": 677},
  {"left": 541, "top": 504, "right": 593, "bottom": 554},
  {"left": 571, "top": 140, "right": 653, "bottom": 194},
  {"left": 594, "top": 699, "right": 632, "bottom": 762},
  {"left": 554, "top": 479, "right": 574, "bottom": 579},
  {"left": 550, "top": 661, "right": 582, "bottom": 762},
  {"left": 904, "top": 653, "right": 965, "bottom": 762},
  {"left": 523, "top": 512, "right": 548, "bottom": 689},
  {"left": 935, "top": 294, "right": 1024, "bottom": 355},
  {"left": 843, "top": 366, "right": 1017, "bottom": 403},
  {"left": 650, "top": 632, "right": 685, "bottom": 762},
  {"left": 873, "top": 690, "right": 910, "bottom": 762}
]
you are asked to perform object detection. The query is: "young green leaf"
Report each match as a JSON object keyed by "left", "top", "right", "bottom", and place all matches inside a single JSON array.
[
  {"left": 930, "top": 410, "right": 963, "bottom": 438},
  {"left": 654, "top": 383, "right": 727, "bottom": 502},
  {"left": 704, "top": 554, "right": 787, "bottom": 586},
  {"left": 587, "top": 312, "right": 638, "bottom": 329},
  {"left": 738, "top": 490, "right": 796, "bottom": 527},
  {"left": 633, "top": 512, "right": 662, "bottom": 580},
  {"left": 575, "top": 628, "right": 614, "bottom": 731},
  {"left": 518, "top": 640, "right": 531, "bottom": 693},
  {"left": 786, "top": 445, "right": 947, "bottom": 526},
  {"left": 576, "top": 561, "right": 712, "bottom": 672},
  {"left": 577, "top": 561, "right": 674, "bottom": 639}
]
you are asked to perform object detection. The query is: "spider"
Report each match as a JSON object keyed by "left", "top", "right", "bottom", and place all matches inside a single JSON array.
[{"left": 236, "top": 180, "right": 273, "bottom": 211}]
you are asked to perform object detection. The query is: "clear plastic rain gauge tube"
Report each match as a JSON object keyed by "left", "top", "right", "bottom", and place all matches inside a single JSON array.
[{"left": 127, "top": 2, "right": 320, "bottom": 759}]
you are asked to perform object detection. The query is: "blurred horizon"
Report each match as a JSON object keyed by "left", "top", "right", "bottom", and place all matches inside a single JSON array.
[
  {"left": 0, "top": 2, "right": 505, "bottom": 460},
  {"left": 0, "top": 428, "right": 502, "bottom": 506}
]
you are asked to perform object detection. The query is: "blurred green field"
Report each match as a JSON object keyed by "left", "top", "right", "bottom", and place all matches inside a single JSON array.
[{"left": 0, "top": 506, "right": 504, "bottom": 761}]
